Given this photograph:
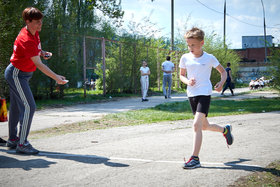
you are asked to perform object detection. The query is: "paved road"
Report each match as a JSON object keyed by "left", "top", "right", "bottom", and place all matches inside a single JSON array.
[
  {"left": 0, "top": 88, "right": 254, "bottom": 137},
  {"left": 0, "top": 111, "right": 280, "bottom": 186}
]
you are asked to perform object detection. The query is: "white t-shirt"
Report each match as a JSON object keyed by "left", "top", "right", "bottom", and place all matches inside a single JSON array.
[
  {"left": 162, "top": 61, "right": 174, "bottom": 75},
  {"left": 140, "top": 66, "right": 150, "bottom": 78},
  {"left": 179, "top": 52, "right": 220, "bottom": 97}
]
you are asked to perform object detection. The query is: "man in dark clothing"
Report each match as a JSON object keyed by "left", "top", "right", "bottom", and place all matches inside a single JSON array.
[{"left": 221, "top": 62, "right": 234, "bottom": 96}]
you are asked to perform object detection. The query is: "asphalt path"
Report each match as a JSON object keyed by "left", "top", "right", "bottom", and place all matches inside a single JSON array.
[
  {"left": 0, "top": 111, "right": 280, "bottom": 186},
  {"left": 0, "top": 88, "right": 279, "bottom": 186}
]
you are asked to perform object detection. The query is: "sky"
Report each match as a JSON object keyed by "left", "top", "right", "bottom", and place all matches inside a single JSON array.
[{"left": 119, "top": 0, "right": 280, "bottom": 49}]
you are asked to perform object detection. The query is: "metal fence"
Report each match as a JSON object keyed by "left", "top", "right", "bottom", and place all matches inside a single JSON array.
[{"left": 82, "top": 35, "right": 184, "bottom": 97}]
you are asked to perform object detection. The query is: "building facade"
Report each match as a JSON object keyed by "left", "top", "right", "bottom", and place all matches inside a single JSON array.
[{"left": 234, "top": 35, "right": 274, "bottom": 83}]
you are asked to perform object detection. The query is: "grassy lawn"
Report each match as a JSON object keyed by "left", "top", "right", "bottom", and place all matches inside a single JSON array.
[
  {"left": 34, "top": 91, "right": 137, "bottom": 110},
  {"left": 32, "top": 88, "right": 180, "bottom": 110},
  {"left": 104, "top": 97, "right": 280, "bottom": 124}
]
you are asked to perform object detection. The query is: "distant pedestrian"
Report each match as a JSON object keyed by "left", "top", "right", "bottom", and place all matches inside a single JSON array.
[
  {"left": 140, "top": 60, "right": 150, "bottom": 102},
  {"left": 162, "top": 56, "right": 174, "bottom": 99},
  {"left": 179, "top": 27, "right": 234, "bottom": 169},
  {"left": 221, "top": 62, "right": 234, "bottom": 96},
  {"left": 4, "top": 7, "right": 67, "bottom": 155}
]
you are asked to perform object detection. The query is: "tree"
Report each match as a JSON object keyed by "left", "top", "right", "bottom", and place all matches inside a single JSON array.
[
  {"left": 0, "top": 0, "right": 124, "bottom": 99},
  {"left": 0, "top": 0, "right": 49, "bottom": 97},
  {"left": 268, "top": 47, "right": 280, "bottom": 91}
]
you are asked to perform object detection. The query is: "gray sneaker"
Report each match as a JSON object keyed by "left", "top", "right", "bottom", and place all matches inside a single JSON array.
[
  {"left": 16, "top": 142, "right": 39, "bottom": 155},
  {"left": 6, "top": 138, "right": 19, "bottom": 149},
  {"left": 183, "top": 156, "right": 201, "bottom": 169},
  {"left": 223, "top": 125, "right": 234, "bottom": 146}
]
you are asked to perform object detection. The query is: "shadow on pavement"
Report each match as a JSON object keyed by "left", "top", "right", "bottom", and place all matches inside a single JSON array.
[
  {"left": 202, "top": 158, "right": 280, "bottom": 177},
  {"left": 1, "top": 149, "right": 129, "bottom": 168},
  {"left": 38, "top": 151, "right": 130, "bottom": 168},
  {"left": 0, "top": 149, "right": 56, "bottom": 171}
]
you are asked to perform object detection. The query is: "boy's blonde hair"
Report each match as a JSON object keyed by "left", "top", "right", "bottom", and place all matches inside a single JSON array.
[{"left": 184, "top": 27, "right": 205, "bottom": 41}]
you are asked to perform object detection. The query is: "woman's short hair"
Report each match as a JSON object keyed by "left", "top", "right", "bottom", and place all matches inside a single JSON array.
[{"left": 22, "top": 7, "right": 43, "bottom": 22}]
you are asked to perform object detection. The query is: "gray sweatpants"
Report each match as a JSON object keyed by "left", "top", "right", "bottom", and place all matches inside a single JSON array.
[{"left": 4, "top": 63, "right": 36, "bottom": 145}]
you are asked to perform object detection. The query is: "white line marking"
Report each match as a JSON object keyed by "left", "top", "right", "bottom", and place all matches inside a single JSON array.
[{"left": 6, "top": 151, "right": 263, "bottom": 168}]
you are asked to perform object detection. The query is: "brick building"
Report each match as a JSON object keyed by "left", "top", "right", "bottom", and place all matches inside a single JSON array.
[{"left": 233, "top": 35, "right": 274, "bottom": 83}]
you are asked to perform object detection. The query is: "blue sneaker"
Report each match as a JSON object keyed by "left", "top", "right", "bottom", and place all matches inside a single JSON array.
[
  {"left": 223, "top": 125, "right": 234, "bottom": 146},
  {"left": 183, "top": 156, "right": 201, "bottom": 169}
]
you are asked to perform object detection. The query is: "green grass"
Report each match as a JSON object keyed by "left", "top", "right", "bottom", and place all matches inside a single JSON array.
[
  {"left": 34, "top": 91, "right": 138, "bottom": 110},
  {"left": 32, "top": 88, "right": 185, "bottom": 110},
  {"left": 105, "top": 97, "right": 280, "bottom": 125}
]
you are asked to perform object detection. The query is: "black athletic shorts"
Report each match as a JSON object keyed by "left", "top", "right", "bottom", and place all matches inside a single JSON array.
[{"left": 188, "top": 95, "right": 211, "bottom": 117}]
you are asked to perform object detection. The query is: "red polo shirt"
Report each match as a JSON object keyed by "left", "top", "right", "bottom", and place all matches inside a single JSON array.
[{"left": 10, "top": 27, "right": 41, "bottom": 72}]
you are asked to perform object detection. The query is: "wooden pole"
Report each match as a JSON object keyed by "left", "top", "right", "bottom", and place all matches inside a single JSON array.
[
  {"left": 102, "top": 37, "right": 106, "bottom": 95},
  {"left": 171, "top": 0, "right": 174, "bottom": 51},
  {"left": 157, "top": 48, "right": 160, "bottom": 91},
  {"left": 133, "top": 44, "right": 137, "bottom": 94},
  {"left": 223, "top": 0, "right": 226, "bottom": 48},
  {"left": 119, "top": 43, "right": 123, "bottom": 91},
  {"left": 83, "top": 35, "right": 87, "bottom": 98}
]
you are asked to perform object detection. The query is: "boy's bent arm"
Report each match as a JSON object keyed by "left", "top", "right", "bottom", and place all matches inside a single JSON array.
[
  {"left": 214, "top": 64, "right": 226, "bottom": 92},
  {"left": 31, "top": 56, "right": 67, "bottom": 85},
  {"left": 180, "top": 68, "right": 189, "bottom": 85}
]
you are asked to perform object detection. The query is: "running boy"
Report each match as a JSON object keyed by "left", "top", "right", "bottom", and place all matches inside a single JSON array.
[
  {"left": 4, "top": 7, "right": 67, "bottom": 154},
  {"left": 179, "top": 27, "right": 234, "bottom": 169}
]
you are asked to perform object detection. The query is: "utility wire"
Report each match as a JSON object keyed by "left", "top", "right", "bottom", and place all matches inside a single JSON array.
[{"left": 195, "top": 0, "right": 280, "bottom": 30}]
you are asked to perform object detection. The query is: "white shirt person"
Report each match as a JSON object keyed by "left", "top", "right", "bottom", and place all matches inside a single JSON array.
[{"left": 140, "top": 60, "right": 150, "bottom": 102}]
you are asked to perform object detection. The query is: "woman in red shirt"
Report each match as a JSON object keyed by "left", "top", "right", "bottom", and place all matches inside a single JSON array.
[{"left": 4, "top": 7, "right": 67, "bottom": 154}]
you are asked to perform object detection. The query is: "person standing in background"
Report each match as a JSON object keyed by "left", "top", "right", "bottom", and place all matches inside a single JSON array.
[
  {"left": 162, "top": 56, "right": 174, "bottom": 99},
  {"left": 221, "top": 62, "right": 234, "bottom": 96},
  {"left": 140, "top": 60, "right": 150, "bottom": 102}
]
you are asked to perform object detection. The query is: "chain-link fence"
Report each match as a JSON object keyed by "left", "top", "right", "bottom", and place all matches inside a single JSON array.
[{"left": 82, "top": 35, "right": 184, "bottom": 97}]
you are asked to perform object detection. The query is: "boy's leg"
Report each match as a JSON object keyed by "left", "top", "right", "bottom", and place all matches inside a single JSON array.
[
  {"left": 183, "top": 111, "right": 204, "bottom": 169},
  {"left": 192, "top": 112, "right": 205, "bottom": 157},
  {"left": 202, "top": 117, "right": 224, "bottom": 132},
  {"left": 202, "top": 117, "right": 234, "bottom": 146}
]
